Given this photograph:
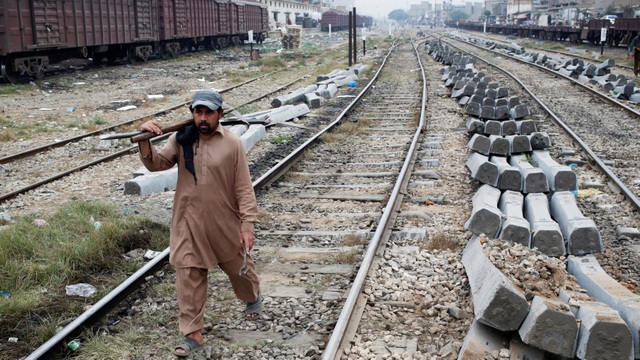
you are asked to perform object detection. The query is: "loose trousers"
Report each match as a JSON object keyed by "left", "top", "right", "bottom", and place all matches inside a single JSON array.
[{"left": 176, "top": 248, "right": 260, "bottom": 336}]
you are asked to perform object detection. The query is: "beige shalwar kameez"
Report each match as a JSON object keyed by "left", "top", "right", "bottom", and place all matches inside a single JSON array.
[{"left": 139, "top": 125, "right": 259, "bottom": 335}]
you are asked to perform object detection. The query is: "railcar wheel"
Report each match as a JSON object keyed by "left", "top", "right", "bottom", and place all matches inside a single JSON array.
[
  {"left": 1, "top": 57, "right": 21, "bottom": 83},
  {"left": 127, "top": 46, "right": 138, "bottom": 64}
]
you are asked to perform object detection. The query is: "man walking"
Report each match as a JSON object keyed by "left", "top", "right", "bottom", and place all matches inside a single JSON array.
[{"left": 137, "top": 90, "right": 261, "bottom": 357}]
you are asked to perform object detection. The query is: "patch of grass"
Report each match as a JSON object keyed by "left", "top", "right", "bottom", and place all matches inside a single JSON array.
[
  {"left": 425, "top": 232, "right": 457, "bottom": 251},
  {"left": 0, "top": 200, "right": 170, "bottom": 349},
  {"left": 256, "top": 209, "right": 271, "bottom": 225},
  {"left": 0, "top": 84, "right": 33, "bottom": 95},
  {"left": 340, "top": 234, "right": 367, "bottom": 247},
  {"left": 334, "top": 251, "right": 357, "bottom": 264},
  {"left": 0, "top": 130, "right": 16, "bottom": 142},
  {"left": 267, "top": 134, "right": 293, "bottom": 144},
  {"left": 91, "top": 115, "right": 108, "bottom": 126},
  {"left": 256, "top": 56, "right": 285, "bottom": 70},
  {"left": 319, "top": 131, "right": 347, "bottom": 143},
  {"left": 236, "top": 104, "right": 256, "bottom": 114}
]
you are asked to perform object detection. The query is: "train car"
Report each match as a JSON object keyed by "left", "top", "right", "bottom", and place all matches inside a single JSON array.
[
  {"left": 320, "top": 10, "right": 371, "bottom": 32},
  {"left": 227, "top": 0, "right": 268, "bottom": 45},
  {"left": 321, "top": 10, "right": 348, "bottom": 32},
  {"left": 450, "top": 18, "right": 640, "bottom": 48},
  {"left": 0, "top": 0, "right": 159, "bottom": 82},
  {"left": 583, "top": 18, "right": 640, "bottom": 47},
  {"left": 0, "top": 0, "right": 268, "bottom": 82}
]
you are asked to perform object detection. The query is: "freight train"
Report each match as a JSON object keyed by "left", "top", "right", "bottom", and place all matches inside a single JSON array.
[
  {"left": 0, "top": 0, "right": 269, "bottom": 82},
  {"left": 447, "top": 18, "right": 640, "bottom": 48},
  {"left": 320, "top": 10, "right": 373, "bottom": 32}
]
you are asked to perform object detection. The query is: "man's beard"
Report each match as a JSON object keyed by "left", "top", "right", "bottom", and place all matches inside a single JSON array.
[{"left": 198, "top": 122, "right": 214, "bottom": 135}]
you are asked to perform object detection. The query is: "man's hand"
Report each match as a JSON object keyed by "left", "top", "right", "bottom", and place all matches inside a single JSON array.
[
  {"left": 241, "top": 231, "right": 255, "bottom": 253},
  {"left": 139, "top": 120, "right": 163, "bottom": 135}
]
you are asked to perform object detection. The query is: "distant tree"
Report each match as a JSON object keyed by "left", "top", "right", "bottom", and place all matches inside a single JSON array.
[
  {"left": 605, "top": 4, "right": 616, "bottom": 15},
  {"left": 449, "top": 9, "right": 469, "bottom": 21},
  {"left": 388, "top": 9, "right": 408, "bottom": 22},
  {"left": 483, "top": 10, "right": 491, "bottom": 17}
]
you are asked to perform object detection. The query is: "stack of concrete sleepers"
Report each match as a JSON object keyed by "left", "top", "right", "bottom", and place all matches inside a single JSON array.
[
  {"left": 427, "top": 40, "right": 604, "bottom": 258},
  {"left": 425, "top": 40, "right": 633, "bottom": 359}
]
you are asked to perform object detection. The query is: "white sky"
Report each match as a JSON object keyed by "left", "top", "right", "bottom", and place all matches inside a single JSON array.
[{"left": 354, "top": 0, "right": 466, "bottom": 18}]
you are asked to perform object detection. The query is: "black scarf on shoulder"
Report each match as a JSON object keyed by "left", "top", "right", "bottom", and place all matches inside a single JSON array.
[{"left": 176, "top": 125, "right": 199, "bottom": 184}]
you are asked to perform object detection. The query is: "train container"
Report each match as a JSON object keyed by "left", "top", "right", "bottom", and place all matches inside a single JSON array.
[
  {"left": 321, "top": 10, "right": 348, "bottom": 32},
  {"left": 1, "top": 0, "right": 267, "bottom": 82},
  {"left": 451, "top": 18, "right": 640, "bottom": 48},
  {"left": 0, "top": 0, "right": 158, "bottom": 81},
  {"left": 321, "top": 10, "right": 371, "bottom": 32}
]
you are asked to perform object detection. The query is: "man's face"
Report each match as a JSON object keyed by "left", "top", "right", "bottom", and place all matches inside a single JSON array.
[{"left": 192, "top": 106, "right": 223, "bottom": 135}]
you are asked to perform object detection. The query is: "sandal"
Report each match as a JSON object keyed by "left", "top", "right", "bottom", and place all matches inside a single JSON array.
[
  {"left": 174, "top": 336, "right": 203, "bottom": 357},
  {"left": 245, "top": 289, "right": 262, "bottom": 319}
]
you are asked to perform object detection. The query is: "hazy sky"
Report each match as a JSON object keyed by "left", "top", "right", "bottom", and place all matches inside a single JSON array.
[{"left": 354, "top": 0, "right": 465, "bottom": 18}]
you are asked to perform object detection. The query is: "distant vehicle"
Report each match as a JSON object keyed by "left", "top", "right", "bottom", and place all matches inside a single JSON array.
[{"left": 601, "top": 15, "right": 618, "bottom": 24}]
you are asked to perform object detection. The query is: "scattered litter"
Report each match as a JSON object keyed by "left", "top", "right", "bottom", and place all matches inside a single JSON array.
[
  {"left": 0, "top": 290, "right": 10, "bottom": 299},
  {"left": 0, "top": 212, "right": 11, "bottom": 225},
  {"left": 38, "top": 108, "right": 53, "bottom": 111},
  {"left": 198, "top": 77, "right": 206, "bottom": 82},
  {"left": 578, "top": 188, "right": 603, "bottom": 198},
  {"left": 110, "top": 100, "right": 130, "bottom": 103},
  {"left": 68, "top": 339, "right": 81, "bottom": 351},
  {"left": 144, "top": 250, "right": 162, "bottom": 260},
  {"left": 348, "top": 80, "right": 356, "bottom": 87},
  {"left": 94, "top": 221, "right": 102, "bottom": 231},
  {"left": 567, "top": 163, "right": 578, "bottom": 169},
  {"left": 32, "top": 219, "right": 48, "bottom": 227},
  {"left": 73, "top": 82, "right": 86, "bottom": 85},
  {"left": 337, "top": 95, "right": 356, "bottom": 98},
  {"left": 116, "top": 105, "right": 137, "bottom": 111},
  {"left": 66, "top": 107, "right": 75, "bottom": 113},
  {"left": 65, "top": 283, "right": 97, "bottom": 297},
  {"left": 124, "top": 248, "right": 146, "bottom": 260},
  {"left": 8, "top": 337, "right": 18, "bottom": 343},
  {"left": 147, "top": 94, "right": 164, "bottom": 100}
]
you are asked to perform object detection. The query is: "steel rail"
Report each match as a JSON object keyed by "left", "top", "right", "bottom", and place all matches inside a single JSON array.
[
  {"left": 444, "top": 33, "right": 640, "bottom": 118},
  {"left": 321, "top": 40, "right": 428, "bottom": 360},
  {"left": 0, "top": 70, "right": 280, "bottom": 164},
  {"left": 440, "top": 36, "right": 640, "bottom": 213},
  {"left": 454, "top": 28, "right": 635, "bottom": 72},
  {"left": 24, "top": 50, "right": 388, "bottom": 360},
  {"left": 0, "top": 72, "right": 312, "bottom": 203}
]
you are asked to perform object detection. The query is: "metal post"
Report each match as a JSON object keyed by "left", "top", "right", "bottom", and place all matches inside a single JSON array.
[
  {"left": 353, "top": 7, "right": 357, "bottom": 65},
  {"left": 348, "top": 11, "right": 353, "bottom": 66}
]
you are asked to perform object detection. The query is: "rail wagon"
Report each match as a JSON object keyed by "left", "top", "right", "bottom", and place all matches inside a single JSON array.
[
  {"left": 0, "top": 0, "right": 268, "bottom": 82},
  {"left": 0, "top": 0, "right": 159, "bottom": 82},
  {"left": 449, "top": 19, "right": 640, "bottom": 48},
  {"left": 320, "top": 10, "right": 372, "bottom": 32}
]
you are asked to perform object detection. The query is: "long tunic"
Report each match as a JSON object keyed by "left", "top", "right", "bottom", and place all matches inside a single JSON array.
[{"left": 139, "top": 126, "right": 258, "bottom": 268}]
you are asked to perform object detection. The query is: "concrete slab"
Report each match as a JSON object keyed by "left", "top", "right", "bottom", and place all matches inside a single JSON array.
[
  {"left": 498, "top": 191, "right": 531, "bottom": 246},
  {"left": 462, "top": 236, "right": 529, "bottom": 331},
  {"left": 466, "top": 153, "right": 499, "bottom": 187},
  {"left": 490, "top": 156, "right": 522, "bottom": 192},
  {"left": 524, "top": 193, "right": 565, "bottom": 256},
  {"left": 464, "top": 185, "right": 503, "bottom": 237},
  {"left": 567, "top": 255, "right": 640, "bottom": 359},
  {"left": 518, "top": 296, "right": 578, "bottom": 358},
  {"left": 457, "top": 321, "right": 508, "bottom": 360},
  {"left": 550, "top": 191, "right": 603, "bottom": 255},
  {"left": 532, "top": 151, "right": 577, "bottom": 192},
  {"left": 509, "top": 154, "right": 549, "bottom": 194}
]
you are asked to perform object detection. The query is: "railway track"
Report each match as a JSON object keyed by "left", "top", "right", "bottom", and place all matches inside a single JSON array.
[
  {"left": 452, "top": 28, "right": 636, "bottom": 73},
  {"left": 22, "top": 38, "right": 433, "bottom": 359},
  {"left": 0, "top": 66, "right": 319, "bottom": 203},
  {"left": 7, "top": 26, "right": 640, "bottom": 359}
]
